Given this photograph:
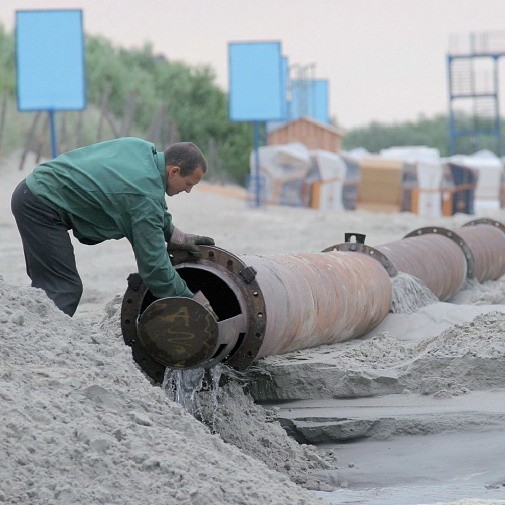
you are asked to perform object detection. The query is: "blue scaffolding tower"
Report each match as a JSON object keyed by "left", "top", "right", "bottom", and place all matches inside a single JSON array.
[{"left": 447, "top": 31, "right": 505, "bottom": 156}]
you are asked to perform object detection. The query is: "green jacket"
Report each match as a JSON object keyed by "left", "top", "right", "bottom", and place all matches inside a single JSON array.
[{"left": 26, "top": 137, "right": 193, "bottom": 298}]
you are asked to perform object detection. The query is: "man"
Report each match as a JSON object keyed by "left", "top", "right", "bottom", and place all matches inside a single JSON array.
[{"left": 11, "top": 137, "right": 215, "bottom": 317}]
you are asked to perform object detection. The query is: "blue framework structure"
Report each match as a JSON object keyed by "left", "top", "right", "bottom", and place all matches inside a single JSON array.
[
  {"left": 16, "top": 9, "right": 86, "bottom": 157},
  {"left": 447, "top": 31, "right": 505, "bottom": 155},
  {"left": 290, "top": 78, "right": 329, "bottom": 124}
]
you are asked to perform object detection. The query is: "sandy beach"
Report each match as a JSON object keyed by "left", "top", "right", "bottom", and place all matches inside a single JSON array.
[{"left": 1, "top": 152, "right": 505, "bottom": 505}]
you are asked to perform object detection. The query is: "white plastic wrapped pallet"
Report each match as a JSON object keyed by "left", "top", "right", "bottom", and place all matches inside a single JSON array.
[
  {"left": 449, "top": 150, "right": 504, "bottom": 212},
  {"left": 309, "top": 149, "right": 346, "bottom": 210}
]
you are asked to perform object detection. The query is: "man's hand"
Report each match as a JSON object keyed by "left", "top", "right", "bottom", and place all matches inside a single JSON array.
[
  {"left": 168, "top": 226, "right": 214, "bottom": 258},
  {"left": 192, "top": 291, "right": 218, "bottom": 320}
]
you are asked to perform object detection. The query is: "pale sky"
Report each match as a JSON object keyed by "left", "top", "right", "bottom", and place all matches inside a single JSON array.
[{"left": 1, "top": 0, "right": 505, "bottom": 129}]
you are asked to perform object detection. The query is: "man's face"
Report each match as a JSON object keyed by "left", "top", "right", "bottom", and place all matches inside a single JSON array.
[{"left": 166, "top": 165, "right": 204, "bottom": 197}]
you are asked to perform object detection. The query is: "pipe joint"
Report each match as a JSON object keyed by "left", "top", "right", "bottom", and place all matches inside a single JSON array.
[
  {"left": 322, "top": 242, "right": 398, "bottom": 277},
  {"left": 463, "top": 218, "right": 505, "bottom": 234},
  {"left": 404, "top": 226, "right": 475, "bottom": 279},
  {"left": 121, "top": 246, "right": 267, "bottom": 381},
  {"left": 172, "top": 246, "right": 267, "bottom": 371}
]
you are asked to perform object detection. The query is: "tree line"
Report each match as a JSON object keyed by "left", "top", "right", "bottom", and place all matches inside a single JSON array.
[{"left": 342, "top": 114, "right": 504, "bottom": 157}]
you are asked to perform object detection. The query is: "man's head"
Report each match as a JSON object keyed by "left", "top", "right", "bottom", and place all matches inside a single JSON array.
[{"left": 164, "top": 142, "right": 207, "bottom": 197}]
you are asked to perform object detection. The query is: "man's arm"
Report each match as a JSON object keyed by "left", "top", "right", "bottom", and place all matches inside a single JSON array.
[{"left": 128, "top": 198, "right": 193, "bottom": 299}]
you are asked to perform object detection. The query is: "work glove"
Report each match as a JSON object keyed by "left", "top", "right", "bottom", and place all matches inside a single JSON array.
[
  {"left": 168, "top": 226, "right": 215, "bottom": 258},
  {"left": 192, "top": 290, "right": 218, "bottom": 321}
]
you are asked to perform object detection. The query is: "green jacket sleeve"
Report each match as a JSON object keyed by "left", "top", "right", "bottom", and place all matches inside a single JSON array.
[{"left": 128, "top": 196, "right": 193, "bottom": 298}]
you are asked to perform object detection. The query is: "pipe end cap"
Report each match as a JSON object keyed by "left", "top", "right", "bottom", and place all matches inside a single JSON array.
[{"left": 137, "top": 297, "right": 218, "bottom": 369}]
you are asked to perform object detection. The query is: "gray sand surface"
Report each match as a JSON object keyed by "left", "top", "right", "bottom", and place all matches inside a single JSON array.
[{"left": 1, "top": 153, "right": 505, "bottom": 505}]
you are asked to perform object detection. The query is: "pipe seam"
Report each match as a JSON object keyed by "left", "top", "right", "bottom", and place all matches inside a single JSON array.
[{"left": 404, "top": 226, "right": 475, "bottom": 279}]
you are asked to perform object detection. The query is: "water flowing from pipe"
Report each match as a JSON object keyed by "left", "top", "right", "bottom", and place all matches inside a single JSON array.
[{"left": 390, "top": 272, "right": 438, "bottom": 314}]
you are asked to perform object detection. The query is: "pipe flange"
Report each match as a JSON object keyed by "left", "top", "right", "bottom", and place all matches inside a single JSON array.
[
  {"left": 322, "top": 243, "right": 398, "bottom": 277},
  {"left": 121, "top": 246, "right": 268, "bottom": 379},
  {"left": 121, "top": 274, "right": 166, "bottom": 384},
  {"left": 463, "top": 218, "right": 505, "bottom": 234},
  {"left": 404, "top": 226, "right": 475, "bottom": 279},
  {"left": 121, "top": 246, "right": 267, "bottom": 378},
  {"left": 177, "top": 246, "right": 267, "bottom": 372}
]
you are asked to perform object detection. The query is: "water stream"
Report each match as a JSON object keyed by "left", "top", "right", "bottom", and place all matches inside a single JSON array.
[
  {"left": 162, "top": 365, "right": 230, "bottom": 429},
  {"left": 390, "top": 271, "right": 438, "bottom": 314}
]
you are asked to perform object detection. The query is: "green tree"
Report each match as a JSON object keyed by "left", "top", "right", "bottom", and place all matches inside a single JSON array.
[
  {"left": 343, "top": 115, "right": 451, "bottom": 156},
  {"left": 343, "top": 113, "right": 505, "bottom": 157}
]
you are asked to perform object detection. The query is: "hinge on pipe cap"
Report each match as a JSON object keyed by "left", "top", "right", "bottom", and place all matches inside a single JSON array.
[
  {"left": 127, "top": 273, "right": 143, "bottom": 291},
  {"left": 239, "top": 266, "right": 257, "bottom": 283},
  {"left": 345, "top": 233, "right": 366, "bottom": 244}
]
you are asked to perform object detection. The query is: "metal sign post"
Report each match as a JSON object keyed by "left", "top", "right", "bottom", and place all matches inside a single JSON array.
[
  {"left": 16, "top": 9, "right": 87, "bottom": 158},
  {"left": 253, "top": 121, "right": 261, "bottom": 207}
]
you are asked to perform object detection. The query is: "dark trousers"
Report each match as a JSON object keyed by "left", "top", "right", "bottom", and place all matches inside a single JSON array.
[{"left": 11, "top": 179, "right": 83, "bottom": 316}]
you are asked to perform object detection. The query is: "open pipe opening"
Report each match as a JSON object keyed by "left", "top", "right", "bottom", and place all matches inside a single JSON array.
[
  {"left": 175, "top": 266, "right": 242, "bottom": 322},
  {"left": 135, "top": 264, "right": 251, "bottom": 370}
]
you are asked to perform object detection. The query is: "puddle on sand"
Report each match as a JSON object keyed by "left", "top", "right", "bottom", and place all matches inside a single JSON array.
[
  {"left": 312, "top": 431, "right": 505, "bottom": 505},
  {"left": 314, "top": 482, "right": 505, "bottom": 505}
]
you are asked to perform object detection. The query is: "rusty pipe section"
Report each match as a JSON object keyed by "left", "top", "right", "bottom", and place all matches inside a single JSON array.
[
  {"left": 459, "top": 220, "right": 505, "bottom": 282},
  {"left": 121, "top": 247, "right": 392, "bottom": 381},
  {"left": 376, "top": 233, "right": 468, "bottom": 301},
  {"left": 389, "top": 220, "right": 505, "bottom": 299},
  {"left": 121, "top": 218, "right": 505, "bottom": 381},
  {"left": 328, "top": 219, "right": 505, "bottom": 302},
  {"left": 245, "top": 251, "right": 392, "bottom": 359}
]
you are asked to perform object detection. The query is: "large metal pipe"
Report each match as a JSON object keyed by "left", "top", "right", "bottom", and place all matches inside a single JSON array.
[
  {"left": 121, "top": 247, "right": 393, "bottom": 381},
  {"left": 245, "top": 251, "right": 392, "bottom": 358},
  {"left": 121, "top": 218, "right": 505, "bottom": 382},
  {"left": 375, "top": 219, "right": 505, "bottom": 299}
]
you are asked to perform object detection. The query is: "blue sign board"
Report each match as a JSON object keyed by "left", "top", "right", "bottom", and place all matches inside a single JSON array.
[
  {"left": 16, "top": 9, "right": 86, "bottom": 111},
  {"left": 228, "top": 41, "right": 286, "bottom": 122}
]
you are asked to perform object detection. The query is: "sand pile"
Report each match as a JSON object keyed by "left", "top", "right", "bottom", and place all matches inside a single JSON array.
[
  {"left": 196, "top": 380, "right": 335, "bottom": 491},
  {"left": 0, "top": 277, "right": 332, "bottom": 504},
  {"left": 249, "top": 306, "right": 505, "bottom": 402}
]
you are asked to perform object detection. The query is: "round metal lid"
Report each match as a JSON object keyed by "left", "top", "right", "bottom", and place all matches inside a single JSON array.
[{"left": 137, "top": 297, "right": 219, "bottom": 369}]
